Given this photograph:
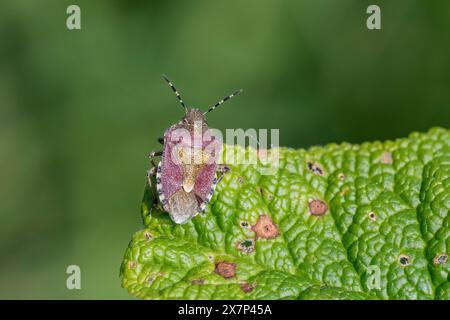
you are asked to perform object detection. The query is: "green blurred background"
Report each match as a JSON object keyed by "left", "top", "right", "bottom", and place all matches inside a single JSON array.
[{"left": 0, "top": 0, "right": 449, "bottom": 299}]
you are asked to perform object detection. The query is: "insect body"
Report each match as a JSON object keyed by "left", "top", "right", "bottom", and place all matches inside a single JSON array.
[{"left": 147, "top": 75, "right": 242, "bottom": 224}]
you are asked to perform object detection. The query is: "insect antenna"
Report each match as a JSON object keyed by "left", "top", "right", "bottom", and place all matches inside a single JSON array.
[
  {"left": 204, "top": 88, "right": 243, "bottom": 115},
  {"left": 162, "top": 75, "right": 188, "bottom": 114}
]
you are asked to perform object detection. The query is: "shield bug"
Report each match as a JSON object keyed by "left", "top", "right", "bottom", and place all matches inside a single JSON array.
[{"left": 146, "top": 75, "right": 242, "bottom": 224}]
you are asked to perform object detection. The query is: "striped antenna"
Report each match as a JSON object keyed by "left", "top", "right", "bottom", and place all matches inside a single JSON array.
[
  {"left": 204, "top": 89, "right": 243, "bottom": 115},
  {"left": 162, "top": 75, "right": 187, "bottom": 113}
]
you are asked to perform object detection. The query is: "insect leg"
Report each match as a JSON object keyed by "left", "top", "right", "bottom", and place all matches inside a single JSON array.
[
  {"left": 146, "top": 167, "right": 156, "bottom": 189},
  {"left": 148, "top": 150, "right": 163, "bottom": 167},
  {"left": 146, "top": 164, "right": 166, "bottom": 213},
  {"left": 145, "top": 167, "right": 159, "bottom": 215}
]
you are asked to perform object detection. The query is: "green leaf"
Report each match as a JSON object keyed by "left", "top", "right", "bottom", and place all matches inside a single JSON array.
[{"left": 120, "top": 127, "right": 450, "bottom": 300}]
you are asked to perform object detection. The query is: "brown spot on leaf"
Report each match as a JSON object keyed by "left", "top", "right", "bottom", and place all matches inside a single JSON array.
[
  {"left": 337, "top": 173, "right": 346, "bottom": 181},
  {"left": 191, "top": 279, "right": 205, "bottom": 285},
  {"left": 398, "top": 254, "right": 410, "bottom": 267},
  {"left": 380, "top": 152, "right": 393, "bottom": 164},
  {"left": 240, "top": 220, "right": 250, "bottom": 229},
  {"left": 240, "top": 282, "right": 256, "bottom": 293},
  {"left": 215, "top": 261, "right": 236, "bottom": 279},
  {"left": 143, "top": 231, "right": 154, "bottom": 241},
  {"left": 340, "top": 187, "right": 349, "bottom": 196},
  {"left": 237, "top": 176, "right": 245, "bottom": 184},
  {"left": 308, "top": 199, "right": 328, "bottom": 216},
  {"left": 433, "top": 253, "right": 448, "bottom": 266},
  {"left": 368, "top": 212, "right": 377, "bottom": 222},
  {"left": 307, "top": 161, "right": 325, "bottom": 176},
  {"left": 236, "top": 239, "right": 255, "bottom": 253},
  {"left": 128, "top": 260, "right": 136, "bottom": 269},
  {"left": 251, "top": 215, "right": 279, "bottom": 239},
  {"left": 146, "top": 272, "right": 164, "bottom": 284},
  {"left": 262, "top": 189, "right": 274, "bottom": 202},
  {"left": 258, "top": 188, "right": 274, "bottom": 202}
]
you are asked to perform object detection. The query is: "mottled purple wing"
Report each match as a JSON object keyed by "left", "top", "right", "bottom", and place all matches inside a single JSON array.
[
  {"left": 160, "top": 139, "right": 183, "bottom": 201},
  {"left": 194, "top": 137, "right": 222, "bottom": 201},
  {"left": 194, "top": 164, "right": 216, "bottom": 201}
]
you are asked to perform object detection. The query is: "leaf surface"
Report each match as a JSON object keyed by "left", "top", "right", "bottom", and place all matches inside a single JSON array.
[{"left": 120, "top": 128, "right": 450, "bottom": 300}]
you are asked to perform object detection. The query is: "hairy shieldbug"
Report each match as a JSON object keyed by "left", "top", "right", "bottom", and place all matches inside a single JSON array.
[{"left": 146, "top": 75, "right": 242, "bottom": 224}]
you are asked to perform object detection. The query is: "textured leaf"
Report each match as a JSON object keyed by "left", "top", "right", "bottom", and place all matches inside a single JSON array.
[{"left": 120, "top": 128, "right": 450, "bottom": 300}]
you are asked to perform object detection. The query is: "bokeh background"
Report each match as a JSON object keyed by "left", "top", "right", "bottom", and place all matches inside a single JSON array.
[{"left": 0, "top": 0, "right": 449, "bottom": 299}]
